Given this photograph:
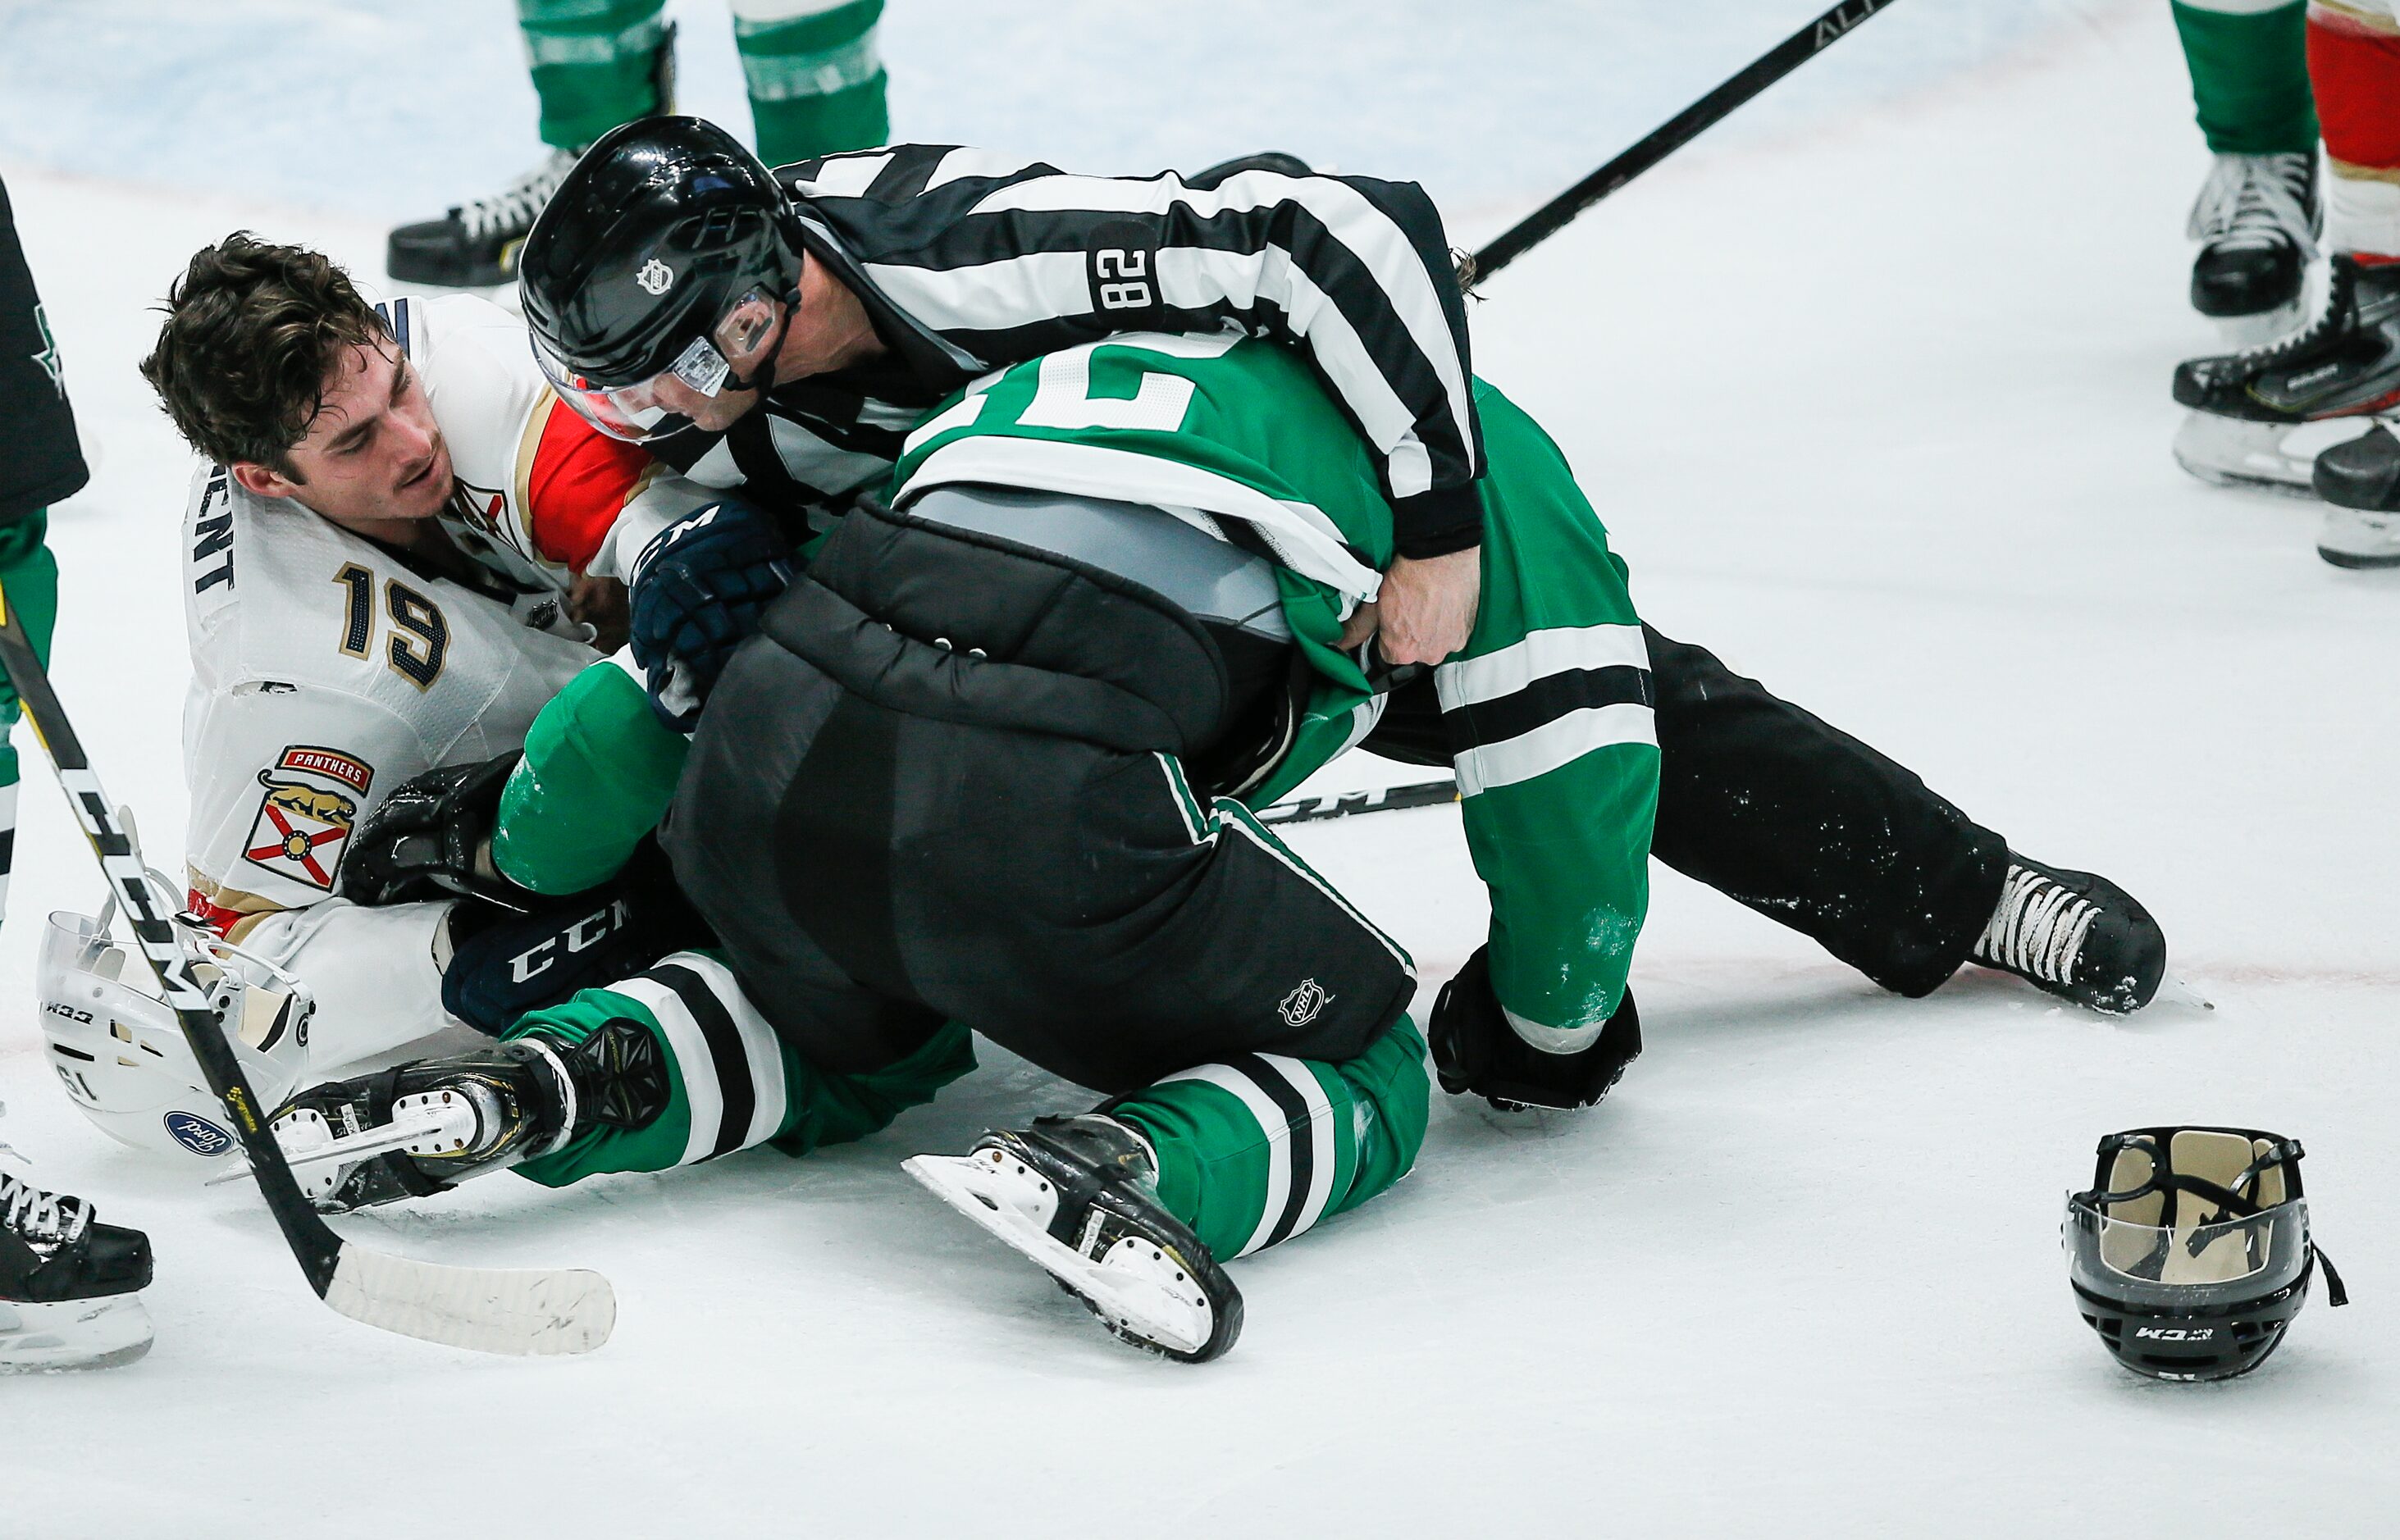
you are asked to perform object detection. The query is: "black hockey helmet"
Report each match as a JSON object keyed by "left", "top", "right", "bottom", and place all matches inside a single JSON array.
[
  {"left": 519, "top": 116, "right": 798, "bottom": 440},
  {"left": 2063, "top": 1125, "right": 2346, "bottom": 1382}
]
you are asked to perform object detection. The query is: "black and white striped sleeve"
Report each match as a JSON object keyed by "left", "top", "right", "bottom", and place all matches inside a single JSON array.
[{"left": 787, "top": 145, "right": 1487, "bottom": 558}]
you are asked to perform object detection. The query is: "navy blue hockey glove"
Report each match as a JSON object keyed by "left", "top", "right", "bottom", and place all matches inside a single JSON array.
[
  {"left": 629, "top": 500, "right": 793, "bottom": 732},
  {"left": 1427, "top": 945, "right": 1640, "bottom": 1111}
]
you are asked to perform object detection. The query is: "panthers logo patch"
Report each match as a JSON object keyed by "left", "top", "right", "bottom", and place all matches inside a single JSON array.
[{"left": 243, "top": 745, "right": 373, "bottom": 892}]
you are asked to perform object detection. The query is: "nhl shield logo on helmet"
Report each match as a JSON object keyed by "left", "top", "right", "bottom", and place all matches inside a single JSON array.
[{"left": 636, "top": 257, "right": 676, "bottom": 297}]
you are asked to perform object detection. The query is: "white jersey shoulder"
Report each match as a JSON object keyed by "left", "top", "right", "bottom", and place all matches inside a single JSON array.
[
  {"left": 388, "top": 293, "right": 578, "bottom": 596},
  {"left": 180, "top": 460, "right": 596, "bottom": 924}
]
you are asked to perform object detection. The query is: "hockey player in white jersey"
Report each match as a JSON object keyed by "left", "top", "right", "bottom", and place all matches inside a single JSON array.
[{"left": 34, "top": 235, "right": 700, "bottom": 1168}]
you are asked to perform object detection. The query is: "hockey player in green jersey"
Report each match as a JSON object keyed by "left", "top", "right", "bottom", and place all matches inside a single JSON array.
[{"left": 281, "top": 330, "right": 2164, "bottom": 1359}]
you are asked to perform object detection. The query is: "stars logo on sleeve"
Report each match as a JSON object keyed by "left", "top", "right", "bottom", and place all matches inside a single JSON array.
[
  {"left": 30, "top": 303, "right": 63, "bottom": 399},
  {"left": 242, "top": 746, "right": 375, "bottom": 892}
]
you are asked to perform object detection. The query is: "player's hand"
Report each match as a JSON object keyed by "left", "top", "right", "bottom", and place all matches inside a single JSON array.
[
  {"left": 568, "top": 574, "right": 630, "bottom": 654},
  {"left": 1374, "top": 549, "right": 1481, "bottom": 666},
  {"left": 1337, "top": 599, "right": 1379, "bottom": 651},
  {"left": 339, "top": 754, "right": 532, "bottom": 910}
]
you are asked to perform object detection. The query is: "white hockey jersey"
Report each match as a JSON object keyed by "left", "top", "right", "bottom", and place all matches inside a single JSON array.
[{"left": 176, "top": 294, "right": 684, "bottom": 1064}]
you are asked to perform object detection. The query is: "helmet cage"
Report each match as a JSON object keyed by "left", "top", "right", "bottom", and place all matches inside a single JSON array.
[
  {"left": 36, "top": 886, "right": 316, "bottom": 1169},
  {"left": 2063, "top": 1126, "right": 2346, "bottom": 1381}
]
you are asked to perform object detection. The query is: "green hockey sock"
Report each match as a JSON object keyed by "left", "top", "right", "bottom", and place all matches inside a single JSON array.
[
  {"left": 518, "top": 0, "right": 669, "bottom": 152},
  {"left": 734, "top": 0, "right": 889, "bottom": 164},
  {"left": 2172, "top": 0, "right": 2317, "bottom": 156},
  {"left": 1111, "top": 1015, "right": 1430, "bottom": 1264}
]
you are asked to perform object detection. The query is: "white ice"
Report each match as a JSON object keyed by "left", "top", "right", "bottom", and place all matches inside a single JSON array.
[{"left": 3, "top": 2, "right": 2396, "bottom": 1534}]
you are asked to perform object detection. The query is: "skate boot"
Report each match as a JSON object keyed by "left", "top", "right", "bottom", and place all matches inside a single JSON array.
[
  {"left": 1969, "top": 855, "right": 2165, "bottom": 1014},
  {"left": 2188, "top": 151, "right": 2320, "bottom": 347},
  {"left": 2309, "top": 423, "right": 2400, "bottom": 567},
  {"left": 271, "top": 1023, "right": 668, "bottom": 1211},
  {"left": 386, "top": 25, "right": 675, "bottom": 287},
  {"left": 2170, "top": 254, "right": 2400, "bottom": 492},
  {"left": 905, "top": 1114, "right": 1242, "bottom": 1362},
  {"left": 0, "top": 1167, "right": 153, "bottom": 1372}
]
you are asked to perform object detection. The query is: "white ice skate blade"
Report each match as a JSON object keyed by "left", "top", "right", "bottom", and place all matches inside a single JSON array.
[
  {"left": 903, "top": 1153, "right": 1213, "bottom": 1357},
  {"left": 2317, "top": 507, "right": 2400, "bottom": 568},
  {"left": 233, "top": 1101, "right": 470, "bottom": 1197},
  {"left": 2173, "top": 414, "right": 2314, "bottom": 493},
  {"left": 2209, "top": 298, "right": 2306, "bottom": 353},
  {"left": 0, "top": 1292, "right": 153, "bottom": 1372}
]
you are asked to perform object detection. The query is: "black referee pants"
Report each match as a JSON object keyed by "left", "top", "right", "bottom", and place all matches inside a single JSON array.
[{"left": 1365, "top": 625, "right": 2010, "bottom": 998}]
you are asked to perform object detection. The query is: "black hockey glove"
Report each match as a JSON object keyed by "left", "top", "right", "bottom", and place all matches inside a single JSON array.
[
  {"left": 1427, "top": 945, "right": 1640, "bottom": 1111},
  {"left": 337, "top": 753, "right": 532, "bottom": 910},
  {"left": 629, "top": 499, "right": 794, "bottom": 733}
]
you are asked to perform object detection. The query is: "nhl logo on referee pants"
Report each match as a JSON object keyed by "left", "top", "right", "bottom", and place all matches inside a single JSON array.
[{"left": 1278, "top": 978, "right": 1334, "bottom": 1028}]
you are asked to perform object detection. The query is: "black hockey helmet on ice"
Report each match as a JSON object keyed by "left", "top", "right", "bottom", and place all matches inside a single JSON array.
[
  {"left": 2063, "top": 1125, "right": 2345, "bottom": 1382},
  {"left": 519, "top": 116, "right": 797, "bottom": 436}
]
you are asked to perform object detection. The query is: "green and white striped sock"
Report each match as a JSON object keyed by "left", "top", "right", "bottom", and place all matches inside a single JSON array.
[
  {"left": 518, "top": 0, "right": 670, "bottom": 152},
  {"left": 732, "top": 0, "right": 889, "bottom": 165}
]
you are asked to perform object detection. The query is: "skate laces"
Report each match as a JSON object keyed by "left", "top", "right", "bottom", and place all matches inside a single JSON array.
[
  {"left": 1974, "top": 865, "right": 2100, "bottom": 987},
  {"left": 455, "top": 148, "right": 580, "bottom": 241},
  {"left": 2188, "top": 153, "right": 2319, "bottom": 260},
  {"left": 0, "top": 1171, "right": 92, "bottom": 1249}
]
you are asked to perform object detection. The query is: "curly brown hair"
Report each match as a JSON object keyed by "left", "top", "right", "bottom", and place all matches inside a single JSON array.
[{"left": 139, "top": 233, "right": 389, "bottom": 479}]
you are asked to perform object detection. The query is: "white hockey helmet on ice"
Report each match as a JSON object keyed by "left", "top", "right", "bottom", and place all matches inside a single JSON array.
[{"left": 35, "top": 898, "right": 314, "bottom": 1169}]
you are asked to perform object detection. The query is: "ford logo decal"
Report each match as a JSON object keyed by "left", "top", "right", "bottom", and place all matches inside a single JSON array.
[{"left": 164, "top": 1109, "right": 235, "bottom": 1158}]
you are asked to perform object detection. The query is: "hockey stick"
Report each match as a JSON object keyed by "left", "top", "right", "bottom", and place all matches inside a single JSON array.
[
  {"left": 1255, "top": 778, "right": 1458, "bottom": 826},
  {"left": 0, "top": 583, "right": 613, "bottom": 1356},
  {"left": 1466, "top": 0, "right": 1901, "bottom": 284}
]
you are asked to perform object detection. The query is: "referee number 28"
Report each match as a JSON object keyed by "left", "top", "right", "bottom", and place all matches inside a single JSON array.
[
  {"left": 333, "top": 563, "right": 449, "bottom": 690},
  {"left": 1095, "top": 248, "right": 1152, "bottom": 311}
]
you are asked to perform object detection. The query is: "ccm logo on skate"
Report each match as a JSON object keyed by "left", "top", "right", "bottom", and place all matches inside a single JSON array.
[
  {"left": 2133, "top": 1326, "right": 2219, "bottom": 1342},
  {"left": 42, "top": 1000, "right": 94, "bottom": 1024},
  {"left": 163, "top": 1110, "right": 237, "bottom": 1158}
]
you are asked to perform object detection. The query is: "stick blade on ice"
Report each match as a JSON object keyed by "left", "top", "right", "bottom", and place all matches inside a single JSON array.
[{"left": 322, "top": 1249, "right": 616, "bottom": 1356}]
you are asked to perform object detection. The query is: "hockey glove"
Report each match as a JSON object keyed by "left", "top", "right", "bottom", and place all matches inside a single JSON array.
[
  {"left": 628, "top": 500, "right": 793, "bottom": 733},
  {"left": 438, "top": 841, "right": 713, "bottom": 1034},
  {"left": 1427, "top": 945, "right": 1640, "bottom": 1111},
  {"left": 337, "top": 754, "right": 532, "bottom": 910}
]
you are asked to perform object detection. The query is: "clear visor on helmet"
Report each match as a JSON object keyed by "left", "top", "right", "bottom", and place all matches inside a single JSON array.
[
  {"left": 2064, "top": 1192, "right": 2311, "bottom": 1308},
  {"left": 532, "top": 286, "right": 784, "bottom": 444}
]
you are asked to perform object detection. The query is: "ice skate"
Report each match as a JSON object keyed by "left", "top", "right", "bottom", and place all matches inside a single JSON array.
[
  {"left": 2310, "top": 422, "right": 2400, "bottom": 567},
  {"left": 0, "top": 1167, "right": 153, "bottom": 1373},
  {"left": 905, "top": 1115, "right": 1242, "bottom": 1363},
  {"left": 2171, "top": 254, "right": 2400, "bottom": 492},
  {"left": 1970, "top": 856, "right": 2166, "bottom": 1014},
  {"left": 2187, "top": 151, "right": 2319, "bottom": 348},
  {"left": 271, "top": 1023, "right": 666, "bottom": 1211}
]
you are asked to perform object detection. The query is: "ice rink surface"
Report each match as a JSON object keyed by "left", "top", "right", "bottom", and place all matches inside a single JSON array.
[{"left": 4, "top": 0, "right": 2398, "bottom": 1533}]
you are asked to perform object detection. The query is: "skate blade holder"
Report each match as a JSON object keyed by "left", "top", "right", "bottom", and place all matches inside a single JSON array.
[
  {"left": 902, "top": 1152, "right": 1215, "bottom": 1356},
  {"left": 214, "top": 1098, "right": 475, "bottom": 1200}
]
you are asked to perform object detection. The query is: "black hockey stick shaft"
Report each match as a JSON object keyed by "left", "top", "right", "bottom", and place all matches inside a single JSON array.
[
  {"left": 1468, "top": 0, "right": 1902, "bottom": 283},
  {"left": 1256, "top": 777, "right": 1459, "bottom": 826},
  {"left": 0, "top": 582, "right": 344, "bottom": 1296}
]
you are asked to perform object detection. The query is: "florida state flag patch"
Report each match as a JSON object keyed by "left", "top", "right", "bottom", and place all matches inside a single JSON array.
[{"left": 243, "top": 746, "right": 374, "bottom": 892}]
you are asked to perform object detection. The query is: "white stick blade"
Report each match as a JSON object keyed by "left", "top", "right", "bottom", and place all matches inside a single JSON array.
[{"left": 323, "top": 1248, "right": 615, "bottom": 1356}]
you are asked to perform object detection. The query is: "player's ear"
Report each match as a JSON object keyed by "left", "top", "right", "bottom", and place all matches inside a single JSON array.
[{"left": 230, "top": 461, "right": 300, "bottom": 500}]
